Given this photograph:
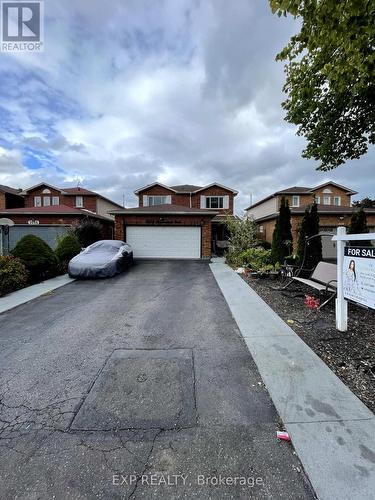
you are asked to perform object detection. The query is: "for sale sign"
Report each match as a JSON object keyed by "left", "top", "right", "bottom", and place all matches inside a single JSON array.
[{"left": 343, "top": 246, "right": 375, "bottom": 310}]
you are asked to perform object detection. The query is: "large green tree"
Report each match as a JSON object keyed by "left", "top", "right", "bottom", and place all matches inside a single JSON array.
[
  {"left": 348, "top": 207, "right": 371, "bottom": 245},
  {"left": 270, "top": 0, "right": 375, "bottom": 170},
  {"left": 271, "top": 197, "right": 293, "bottom": 264}
]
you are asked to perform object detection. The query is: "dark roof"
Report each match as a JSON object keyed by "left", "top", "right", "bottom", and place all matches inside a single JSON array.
[
  {"left": 277, "top": 186, "right": 311, "bottom": 194},
  {"left": 292, "top": 205, "right": 375, "bottom": 215},
  {"left": 109, "top": 203, "right": 218, "bottom": 216},
  {"left": 62, "top": 187, "right": 97, "bottom": 195},
  {"left": 170, "top": 184, "right": 203, "bottom": 192},
  {"left": 0, "top": 184, "right": 23, "bottom": 196},
  {"left": 0, "top": 204, "right": 113, "bottom": 221}
]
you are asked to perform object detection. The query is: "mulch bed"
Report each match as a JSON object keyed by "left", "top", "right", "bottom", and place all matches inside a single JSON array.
[{"left": 242, "top": 274, "right": 375, "bottom": 414}]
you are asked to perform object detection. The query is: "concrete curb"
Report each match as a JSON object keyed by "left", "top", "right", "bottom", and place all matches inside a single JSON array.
[
  {"left": 210, "top": 261, "right": 375, "bottom": 500},
  {"left": 0, "top": 275, "right": 75, "bottom": 314}
]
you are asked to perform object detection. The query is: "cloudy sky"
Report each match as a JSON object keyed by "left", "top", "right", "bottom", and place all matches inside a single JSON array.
[{"left": 0, "top": 0, "right": 374, "bottom": 212}]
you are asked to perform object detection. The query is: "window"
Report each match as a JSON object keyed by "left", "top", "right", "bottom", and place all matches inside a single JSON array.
[
  {"left": 43, "top": 196, "right": 51, "bottom": 206},
  {"left": 206, "top": 196, "right": 224, "bottom": 209},
  {"left": 334, "top": 196, "right": 341, "bottom": 206},
  {"left": 259, "top": 225, "right": 264, "bottom": 233},
  {"left": 76, "top": 196, "right": 84, "bottom": 207},
  {"left": 315, "top": 196, "right": 320, "bottom": 204},
  {"left": 42, "top": 188, "right": 51, "bottom": 194},
  {"left": 323, "top": 196, "right": 331, "bottom": 205},
  {"left": 52, "top": 196, "right": 60, "bottom": 205},
  {"left": 291, "top": 195, "right": 300, "bottom": 207},
  {"left": 34, "top": 196, "right": 42, "bottom": 207},
  {"left": 147, "top": 196, "right": 169, "bottom": 206}
]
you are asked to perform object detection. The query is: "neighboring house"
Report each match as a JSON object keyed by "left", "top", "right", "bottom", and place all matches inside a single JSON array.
[
  {"left": 0, "top": 184, "right": 24, "bottom": 210},
  {"left": 246, "top": 181, "right": 375, "bottom": 254},
  {"left": 0, "top": 182, "right": 122, "bottom": 250},
  {"left": 20, "top": 183, "right": 123, "bottom": 219},
  {"left": 111, "top": 182, "right": 238, "bottom": 259}
]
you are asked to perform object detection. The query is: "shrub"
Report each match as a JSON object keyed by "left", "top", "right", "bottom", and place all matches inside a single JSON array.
[
  {"left": 239, "top": 247, "right": 273, "bottom": 271},
  {"left": 12, "top": 235, "right": 58, "bottom": 283},
  {"left": 224, "top": 216, "right": 258, "bottom": 266},
  {"left": 55, "top": 234, "right": 82, "bottom": 271},
  {"left": 74, "top": 218, "right": 103, "bottom": 247},
  {"left": 0, "top": 255, "right": 28, "bottom": 296}
]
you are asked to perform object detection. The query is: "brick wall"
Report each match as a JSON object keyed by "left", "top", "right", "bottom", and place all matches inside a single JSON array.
[
  {"left": 115, "top": 214, "right": 213, "bottom": 258},
  {"left": 62, "top": 195, "right": 97, "bottom": 212},
  {"left": 138, "top": 186, "right": 235, "bottom": 214},
  {"left": 25, "top": 187, "right": 62, "bottom": 207},
  {"left": 0, "top": 193, "right": 5, "bottom": 211}
]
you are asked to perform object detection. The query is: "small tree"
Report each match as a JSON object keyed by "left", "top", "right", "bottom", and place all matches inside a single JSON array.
[
  {"left": 55, "top": 234, "right": 82, "bottom": 272},
  {"left": 297, "top": 203, "right": 322, "bottom": 269},
  {"left": 74, "top": 218, "right": 103, "bottom": 247},
  {"left": 348, "top": 208, "right": 370, "bottom": 246},
  {"left": 271, "top": 197, "right": 292, "bottom": 264},
  {"left": 224, "top": 215, "right": 258, "bottom": 266},
  {"left": 11, "top": 235, "right": 57, "bottom": 282}
]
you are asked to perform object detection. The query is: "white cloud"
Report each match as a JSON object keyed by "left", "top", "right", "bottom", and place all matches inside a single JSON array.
[{"left": 0, "top": 0, "right": 373, "bottom": 212}]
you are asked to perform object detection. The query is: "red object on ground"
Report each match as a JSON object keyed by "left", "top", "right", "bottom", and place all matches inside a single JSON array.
[
  {"left": 304, "top": 295, "right": 320, "bottom": 309},
  {"left": 277, "top": 431, "right": 291, "bottom": 442}
]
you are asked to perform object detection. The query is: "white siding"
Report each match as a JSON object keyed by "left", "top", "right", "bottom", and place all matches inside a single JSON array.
[{"left": 246, "top": 197, "right": 277, "bottom": 220}]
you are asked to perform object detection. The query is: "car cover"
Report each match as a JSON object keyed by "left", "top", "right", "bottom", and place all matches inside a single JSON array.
[{"left": 68, "top": 240, "right": 131, "bottom": 279}]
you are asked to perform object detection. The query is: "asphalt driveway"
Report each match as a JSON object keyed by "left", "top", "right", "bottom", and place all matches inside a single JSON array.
[{"left": 0, "top": 261, "right": 315, "bottom": 499}]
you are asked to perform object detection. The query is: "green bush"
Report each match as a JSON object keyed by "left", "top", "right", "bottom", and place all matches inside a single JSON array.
[
  {"left": 239, "top": 247, "right": 273, "bottom": 270},
  {"left": 74, "top": 218, "right": 103, "bottom": 247},
  {"left": 12, "top": 235, "right": 58, "bottom": 283},
  {"left": 256, "top": 240, "right": 272, "bottom": 250},
  {"left": 224, "top": 216, "right": 258, "bottom": 266},
  {"left": 0, "top": 255, "right": 28, "bottom": 296},
  {"left": 55, "top": 234, "right": 82, "bottom": 271}
]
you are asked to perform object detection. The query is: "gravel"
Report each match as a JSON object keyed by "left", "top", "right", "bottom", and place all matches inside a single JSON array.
[{"left": 242, "top": 274, "right": 375, "bottom": 414}]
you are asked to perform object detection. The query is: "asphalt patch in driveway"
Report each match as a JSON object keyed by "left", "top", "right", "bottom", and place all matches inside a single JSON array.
[{"left": 71, "top": 349, "right": 196, "bottom": 431}]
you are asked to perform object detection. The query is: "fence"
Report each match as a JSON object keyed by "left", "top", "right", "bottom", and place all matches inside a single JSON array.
[{"left": 1, "top": 224, "right": 71, "bottom": 254}]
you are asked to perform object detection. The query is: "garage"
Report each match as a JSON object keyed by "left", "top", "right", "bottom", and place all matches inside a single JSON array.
[{"left": 126, "top": 226, "right": 201, "bottom": 259}]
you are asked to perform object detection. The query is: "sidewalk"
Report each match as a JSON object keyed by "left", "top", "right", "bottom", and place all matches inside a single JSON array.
[
  {"left": 210, "top": 261, "right": 375, "bottom": 500},
  {"left": 0, "top": 275, "right": 75, "bottom": 314}
]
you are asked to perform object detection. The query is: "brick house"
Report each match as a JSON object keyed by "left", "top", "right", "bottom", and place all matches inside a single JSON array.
[
  {"left": 246, "top": 181, "right": 375, "bottom": 254},
  {"left": 111, "top": 182, "right": 238, "bottom": 259},
  {"left": 0, "top": 183, "right": 123, "bottom": 244},
  {"left": 0, "top": 184, "right": 24, "bottom": 210}
]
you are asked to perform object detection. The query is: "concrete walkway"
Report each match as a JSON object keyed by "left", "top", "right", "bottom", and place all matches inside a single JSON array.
[
  {"left": 0, "top": 274, "right": 75, "bottom": 314},
  {"left": 210, "top": 261, "right": 375, "bottom": 500}
]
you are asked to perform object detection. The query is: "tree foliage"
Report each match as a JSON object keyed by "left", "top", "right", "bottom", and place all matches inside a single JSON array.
[
  {"left": 270, "top": 0, "right": 375, "bottom": 170},
  {"left": 296, "top": 202, "right": 322, "bottom": 269},
  {"left": 271, "top": 197, "right": 293, "bottom": 264},
  {"left": 224, "top": 216, "right": 258, "bottom": 265},
  {"left": 348, "top": 207, "right": 370, "bottom": 246},
  {"left": 352, "top": 197, "right": 375, "bottom": 208},
  {"left": 74, "top": 218, "right": 103, "bottom": 247},
  {"left": 11, "top": 235, "right": 57, "bottom": 282}
]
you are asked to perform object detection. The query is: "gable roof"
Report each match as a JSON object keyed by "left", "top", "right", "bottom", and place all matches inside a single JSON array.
[
  {"left": 134, "top": 182, "right": 238, "bottom": 195},
  {"left": 62, "top": 187, "right": 97, "bottom": 195},
  {"left": 0, "top": 184, "right": 23, "bottom": 196},
  {"left": 246, "top": 181, "right": 357, "bottom": 211},
  {"left": 20, "top": 182, "right": 63, "bottom": 195}
]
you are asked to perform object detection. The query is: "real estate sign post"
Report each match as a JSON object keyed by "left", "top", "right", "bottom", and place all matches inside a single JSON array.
[{"left": 333, "top": 227, "right": 375, "bottom": 331}]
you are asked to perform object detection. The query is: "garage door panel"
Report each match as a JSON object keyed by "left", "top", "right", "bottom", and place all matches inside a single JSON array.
[{"left": 126, "top": 226, "right": 201, "bottom": 259}]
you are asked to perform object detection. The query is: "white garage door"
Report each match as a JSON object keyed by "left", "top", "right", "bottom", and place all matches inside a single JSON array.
[{"left": 126, "top": 226, "right": 201, "bottom": 259}]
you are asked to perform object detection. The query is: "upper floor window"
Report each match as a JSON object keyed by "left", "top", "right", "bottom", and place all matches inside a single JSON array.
[
  {"left": 205, "top": 196, "right": 224, "bottom": 209},
  {"left": 76, "top": 196, "right": 84, "bottom": 207},
  {"left": 147, "top": 195, "right": 170, "bottom": 206},
  {"left": 34, "top": 196, "right": 42, "bottom": 207},
  {"left": 315, "top": 196, "right": 320, "bottom": 204},
  {"left": 323, "top": 196, "right": 331, "bottom": 205},
  {"left": 291, "top": 195, "right": 300, "bottom": 207},
  {"left": 334, "top": 196, "right": 341, "bottom": 206},
  {"left": 52, "top": 196, "right": 60, "bottom": 206},
  {"left": 43, "top": 196, "right": 51, "bottom": 206}
]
